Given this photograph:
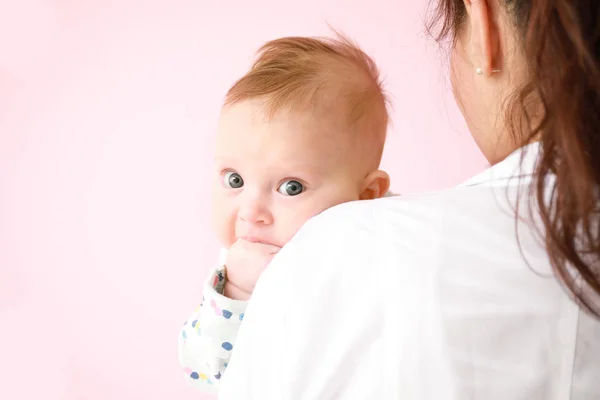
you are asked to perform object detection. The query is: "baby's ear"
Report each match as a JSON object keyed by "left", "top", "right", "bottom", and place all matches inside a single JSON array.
[{"left": 359, "top": 170, "right": 390, "bottom": 200}]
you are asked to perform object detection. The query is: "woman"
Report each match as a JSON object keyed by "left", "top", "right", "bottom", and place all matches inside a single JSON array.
[{"left": 219, "top": 0, "right": 600, "bottom": 398}]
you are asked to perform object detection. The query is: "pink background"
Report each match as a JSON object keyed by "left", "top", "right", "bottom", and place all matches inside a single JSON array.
[{"left": 0, "top": 0, "right": 486, "bottom": 399}]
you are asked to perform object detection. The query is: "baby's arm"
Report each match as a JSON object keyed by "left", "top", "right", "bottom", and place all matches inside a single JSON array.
[{"left": 178, "top": 267, "right": 247, "bottom": 394}]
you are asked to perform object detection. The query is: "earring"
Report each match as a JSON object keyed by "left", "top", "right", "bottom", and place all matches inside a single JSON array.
[{"left": 476, "top": 67, "right": 502, "bottom": 75}]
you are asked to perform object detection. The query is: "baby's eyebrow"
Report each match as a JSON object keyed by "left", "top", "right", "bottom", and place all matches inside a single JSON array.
[
  {"left": 278, "top": 159, "right": 323, "bottom": 170},
  {"left": 276, "top": 164, "right": 317, "bottom": 175},
  {"left": 213, "top": 156, "right": 237, "bottom": 165}
]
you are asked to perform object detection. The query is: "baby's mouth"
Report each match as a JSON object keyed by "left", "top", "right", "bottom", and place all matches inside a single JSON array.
[{"left": 237, "top": 235, "right": 277, "bottom": 246}]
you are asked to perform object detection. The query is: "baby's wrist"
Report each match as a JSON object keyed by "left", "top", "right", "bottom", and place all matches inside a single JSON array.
[{"left": 223, "top": 280, "right": 251, "bottom": 301}]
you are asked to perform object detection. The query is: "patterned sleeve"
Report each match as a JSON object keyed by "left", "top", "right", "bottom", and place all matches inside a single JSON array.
[{"left": 178, "top": 266, "right": 248, "bottom": 394}]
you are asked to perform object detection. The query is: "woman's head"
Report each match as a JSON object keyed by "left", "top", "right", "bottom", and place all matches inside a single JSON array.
[
  {"left": 445, "top": 0, "right": 527, "bottom": 164},
  {"left": 430, "top": 0, "right": 600, "bottom": 317}
]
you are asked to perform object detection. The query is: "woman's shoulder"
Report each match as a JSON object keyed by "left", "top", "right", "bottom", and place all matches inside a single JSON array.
[
  {"left": 285, "top": 184, "right": 535, "bottom": 270},
  {"left": 306, "top": 189, "right": 458, "bottom": 239},
  {"left": 273, "top": 193, "right": 453, "bottom": 274},
  {"left": 259, "top": 191, "right": 472, "bottom": 320},
  {"left": 264, "top": 183, "right": 557, "bottom": 314}
]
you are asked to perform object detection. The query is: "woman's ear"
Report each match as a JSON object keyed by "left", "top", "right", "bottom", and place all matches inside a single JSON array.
[
  {"left": 359, "top": 170, "right": 390, "bottom": 200},
  {"left": 462, "top": 0, "right": 499, "bottom": 75}
]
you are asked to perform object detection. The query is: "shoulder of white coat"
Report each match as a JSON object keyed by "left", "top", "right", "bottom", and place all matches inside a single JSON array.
[
  {"left": 284, "top": 194, "right": 447, "bottom": 258},
  {"left": 266, "top": 198, "right": 418, "bottom": 281},
  {"left": 253, "top": 193, "right": 459, "bottom": 319},
  {"left": 302, "top": 199, "right": 381, "bottom": 238},
  {"left": 258, "top": 200, "right": 384, "bottom": 303},
  {"left": 265, "top": 200, "right": 380, "bottom": 271}
]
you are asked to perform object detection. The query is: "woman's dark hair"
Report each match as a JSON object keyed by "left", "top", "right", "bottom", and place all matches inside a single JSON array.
[{"left": 428, "top": 0, "right": 600, "bottom": 317}]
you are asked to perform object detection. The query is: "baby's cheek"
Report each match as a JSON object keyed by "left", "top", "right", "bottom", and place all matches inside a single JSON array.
[{"left": 215, "top": 226, "right": 235, "bottom": 248}]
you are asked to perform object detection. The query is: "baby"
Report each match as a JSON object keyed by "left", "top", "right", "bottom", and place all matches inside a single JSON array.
[{"left": 178, "top": 33, "right": 391, "bottom": 394}]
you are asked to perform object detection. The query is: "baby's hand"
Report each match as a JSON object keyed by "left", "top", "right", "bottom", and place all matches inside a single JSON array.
[{"left": 224, "top": 239, "right": 280, "bottom": 301}]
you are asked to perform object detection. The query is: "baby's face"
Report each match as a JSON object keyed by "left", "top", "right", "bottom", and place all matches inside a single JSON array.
[{"left": 212, "top": 99, "right": 366, "bottom": 249}]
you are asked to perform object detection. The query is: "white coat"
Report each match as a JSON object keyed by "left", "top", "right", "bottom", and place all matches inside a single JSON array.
[{"left": 219, "top": 143, "right": 600, "bottom": 399}]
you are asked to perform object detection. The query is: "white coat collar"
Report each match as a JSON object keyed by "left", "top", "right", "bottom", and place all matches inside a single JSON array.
[{"left": 459, "top": 142, "right": 541, "bottom": 188}]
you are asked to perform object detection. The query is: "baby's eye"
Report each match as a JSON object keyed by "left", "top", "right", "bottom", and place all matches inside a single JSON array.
[
  {"left": 277, "top": 180, "right": 304, "bottom": 196},
  {"left": 223, "top": 171, "right": 244, "bottom": 189}
]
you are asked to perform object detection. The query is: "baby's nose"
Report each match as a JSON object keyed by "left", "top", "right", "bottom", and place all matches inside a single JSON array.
[{"left": 238, "top": 199, "right": 273, "bottom": 225}]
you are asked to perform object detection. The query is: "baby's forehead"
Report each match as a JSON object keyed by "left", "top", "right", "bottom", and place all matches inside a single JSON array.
[
  {"left": 218, "top": 98, "right": 384, "bottom": 163},
  {"left": 219, "top": 101, "right": 349, "bottom": 145}
]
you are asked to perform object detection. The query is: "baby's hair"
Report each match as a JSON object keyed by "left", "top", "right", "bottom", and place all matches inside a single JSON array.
[{"left": 224, "top": 31, "right": 389, "bottom": 142}]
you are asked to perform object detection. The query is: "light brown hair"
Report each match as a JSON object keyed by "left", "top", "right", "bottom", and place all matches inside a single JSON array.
[{"left": 224, "top": 33, "right": 389, "bottom": 146}]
